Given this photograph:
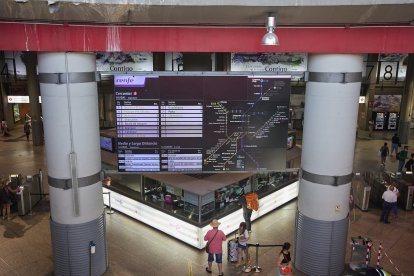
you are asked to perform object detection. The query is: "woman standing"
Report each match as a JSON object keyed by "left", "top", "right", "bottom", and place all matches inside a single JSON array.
[
  {"left": 1, "top": 183, "right": 19, "bottom": 220},
  {"left": 204, "top": 219, "right": 226, "bottom": 276},
  {"left": 236, "top": 222, "right": 249, "bottom": 268},
  {"left": 277, "top": 242, "right": 293, "bottom": 275}
]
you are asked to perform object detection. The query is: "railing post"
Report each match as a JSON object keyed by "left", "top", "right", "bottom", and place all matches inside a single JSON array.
[
  {"left": 28, "top": 191, "right": 33, "bottom": 216},
  {"left": 104, "top": 192, "right": 114, "bottom": 215},
  {"left": 252, "top": 243, "right": 262, "bottom": 273}
]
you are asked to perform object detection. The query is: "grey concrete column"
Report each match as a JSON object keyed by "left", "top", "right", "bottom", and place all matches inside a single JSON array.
[
  {"left": 398, "top": 54, "right": 414, "bottom": 144},
  {"left": 364, "top": 54, "right": 379, "bottom": 130},
  {"left": 22, "top": 52, "right": 44, "bottom": 145},
  {"left": 295, "top": 54, "right": 363, "bottom": 276},
  {"left": 38, "top": 52, "right": 107, "bottom": 276}
]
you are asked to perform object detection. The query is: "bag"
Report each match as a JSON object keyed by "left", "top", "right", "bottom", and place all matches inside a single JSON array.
[
  {"left": 205, "top": 230, "right": 218, "bottom": 254},
  {"left": 245, "top": 192, "right": 259, "bottom": 211},
  {"left": 378, "top": 150, "right": 381, "bottom": 157},
  {"left": 279, "top": 264, "right": 292, "bottom": 275}
]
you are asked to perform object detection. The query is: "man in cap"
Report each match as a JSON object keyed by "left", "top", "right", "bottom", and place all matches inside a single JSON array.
[{"left": 204, "top": 219, "right": 227, "bottom": 276}]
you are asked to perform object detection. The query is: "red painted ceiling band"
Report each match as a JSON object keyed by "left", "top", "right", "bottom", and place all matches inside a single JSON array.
[{"left": 0, "top": 22, "right": 414, "bottom": 53}]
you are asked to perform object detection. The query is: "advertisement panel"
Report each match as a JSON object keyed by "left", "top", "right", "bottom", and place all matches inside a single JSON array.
[{"left": 96, "top": 52, "right": 153, "bottom": 72}]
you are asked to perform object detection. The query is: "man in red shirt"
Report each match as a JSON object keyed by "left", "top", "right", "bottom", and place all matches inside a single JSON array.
[{"left": 204, "top": 219, "right": 227, "bottom": 276}]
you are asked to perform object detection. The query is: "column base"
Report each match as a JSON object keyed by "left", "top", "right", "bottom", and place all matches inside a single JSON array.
[
  {"left": 294, "top": 211, "right": 348, "bottom": 276},
  {"left": 50, "top": 212, "right": 107, "bottom": 276}
]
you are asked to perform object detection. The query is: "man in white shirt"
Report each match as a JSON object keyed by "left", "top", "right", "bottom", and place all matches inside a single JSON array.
[
  {"left": 380, "top": 186, "right": 398, "bottom": 224},
  {"left": 388, "top": 184, "right": 399, "bottom": 219}
]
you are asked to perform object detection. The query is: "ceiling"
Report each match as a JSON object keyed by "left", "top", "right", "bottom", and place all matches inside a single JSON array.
[{"left": 1, "top": 0, "right": 414, "bottom": 27}]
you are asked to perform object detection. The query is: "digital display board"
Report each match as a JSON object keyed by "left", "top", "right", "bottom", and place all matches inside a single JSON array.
[
  {"left": 100, "top": 135, "right": 115, "bottom": 152},
  {"left": 115, "top": 75, "right": 290, "bottom": 172}
]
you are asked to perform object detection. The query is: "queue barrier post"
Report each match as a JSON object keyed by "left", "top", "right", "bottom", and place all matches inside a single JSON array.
[
  {"left": 245, "top": 243, "right": 286, "bottom": 274},
  {"left": 103, "top": 192, "right": 115, "bottom": 215},
  {"left": 252, "top": 243, "right": 262, "bottom": 273}
]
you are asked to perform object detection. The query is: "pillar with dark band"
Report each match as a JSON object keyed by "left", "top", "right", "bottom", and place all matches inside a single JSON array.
[
  {"left": 38, "top": 53, "right": 107, "bottom": 275},
  {"left": 294, "top": 54, "right": 363, "bottom": 276}
]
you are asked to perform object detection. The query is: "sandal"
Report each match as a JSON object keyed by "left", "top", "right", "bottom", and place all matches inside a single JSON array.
[{"left": 205, "top": 267, "right": 212, "bottom": 274}]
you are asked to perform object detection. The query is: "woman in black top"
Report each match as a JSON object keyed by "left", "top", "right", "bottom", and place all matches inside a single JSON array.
[
  {"left": 1, "top": 183, "right": 19, "bottom": 220},
  {"left": 277, "top": 242, "right": 292, "bottom": 275}
]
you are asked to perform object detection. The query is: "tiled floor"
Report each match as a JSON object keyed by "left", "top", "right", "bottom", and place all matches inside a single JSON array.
[{"left": 0, "top": 126, "right": 413, "bottom": 276}]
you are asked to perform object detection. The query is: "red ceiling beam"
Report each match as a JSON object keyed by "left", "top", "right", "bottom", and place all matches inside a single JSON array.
[{"left": 0, "top": 22, "right": 413, "bottom": 53}]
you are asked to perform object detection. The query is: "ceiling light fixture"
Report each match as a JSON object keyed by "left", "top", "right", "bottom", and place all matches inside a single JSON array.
[
  {"left": 261, "top": 16, "right": 279, "bottom": 46},
  {"left": 48, "top": 1, "right": 60, "bottom": 14}
]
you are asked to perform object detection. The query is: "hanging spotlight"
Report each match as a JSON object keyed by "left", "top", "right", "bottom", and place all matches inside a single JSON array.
[
  {"left": 261, "top": 16, "right": 279, "bottom": 46},
  {"left": 48, "top": 1, "right": 60, "bottom": 14}
]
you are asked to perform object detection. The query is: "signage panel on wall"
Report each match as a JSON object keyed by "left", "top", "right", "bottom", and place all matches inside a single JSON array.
[
  {"left": 230, "top": 53, "right": 307, "bottom": 75},
  {"left": 7, "top": 96, "right": 42, "bottom": 103},
  {"left": 372, "top": 95, "right": 401, "bottom": 113},
  {"left": 114, "top": 75, "right": 291, "bottom": 172},
  {"left": 96, "top": 52, "right": 153, "bottom": 72}
]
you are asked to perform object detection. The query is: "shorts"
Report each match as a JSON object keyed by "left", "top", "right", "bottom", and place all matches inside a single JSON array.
[
  {"left": 237, "top": 243, "right": 247, "bottom": 250},
  {"left": 207, "top": 253, "right": 223, "bottom": 263}
]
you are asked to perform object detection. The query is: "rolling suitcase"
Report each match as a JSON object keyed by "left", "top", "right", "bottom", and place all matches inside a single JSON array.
[{"left": 227, "top": 238, "right": 238, "bottom": 262}]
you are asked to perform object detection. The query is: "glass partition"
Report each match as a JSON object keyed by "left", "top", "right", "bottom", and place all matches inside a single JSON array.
[{"left": 103, "top": 168, "right": 299, "bottom": 226}]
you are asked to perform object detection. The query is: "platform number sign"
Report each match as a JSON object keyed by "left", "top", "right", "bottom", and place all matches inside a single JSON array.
[{"left": 365, "top": 61, "right": 400, "bottom": 84}]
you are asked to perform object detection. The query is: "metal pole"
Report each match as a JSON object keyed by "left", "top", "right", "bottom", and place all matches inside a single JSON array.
[
  {"left": 107, "top": 192, "right": 114, "bottom": 215},
  {"left": 252, "top": 243, "right": 262, "bottom": 273},
  {"left": 28, "top": 191, "right": 33, "bottom": 216},
  {"left": 38, "top": 169, "right": 43, "bottom": 199}
]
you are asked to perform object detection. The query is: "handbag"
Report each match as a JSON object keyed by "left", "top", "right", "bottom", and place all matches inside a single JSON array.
[
  {"left": 279, "top": 265, "right": 292, "bottom": 275},
  {"left": 205, "top": 230, "right": 219, "bottom": 253},
  {"left": 279, "top": 253, "right": 292, "bottom": 275}
]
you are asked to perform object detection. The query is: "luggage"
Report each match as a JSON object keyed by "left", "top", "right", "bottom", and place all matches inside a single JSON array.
[{"left": 227, "top": 238, "right": 238, "bottom": 262}]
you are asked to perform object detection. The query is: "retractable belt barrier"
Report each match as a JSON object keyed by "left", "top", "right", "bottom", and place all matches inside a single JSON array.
[{"left": 245, "top": 243, "right": 285, "bottom": 273}]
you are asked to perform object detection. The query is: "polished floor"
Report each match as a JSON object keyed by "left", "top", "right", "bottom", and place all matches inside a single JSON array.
[{"left": 0, "top": 126, "right": 413, "bottom": 276}]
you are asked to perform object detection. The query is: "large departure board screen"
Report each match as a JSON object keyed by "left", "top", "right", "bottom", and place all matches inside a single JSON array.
[{"left": 115, "top": 75, "right": 290, "bottom": 172}]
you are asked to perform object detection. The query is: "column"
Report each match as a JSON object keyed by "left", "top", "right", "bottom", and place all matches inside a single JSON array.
[
  {"left": 398, "top": 54, "right": 414, "bottom": 144},
  {"left": 23, "top": 52, "right": 44, "bottom": 145},
  {"left": 38, "top": 53, "right": 107, "bottom": 275},
  {"left": 294, "top": 54, "right": 363, "bottom": 276}
]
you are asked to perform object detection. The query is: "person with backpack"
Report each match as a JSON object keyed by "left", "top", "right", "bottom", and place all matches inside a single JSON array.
[
  {"left": 379, "top": 142, "right": 389, "bottom": 166},
  {"left": 24, "top": 121, "right": 31, "bottom": 141},
  {"left": 397, "top": 146, "right": 408, "bottom": 172},
  {"left": 390, "top": 133, "right": 400, "bottom": 157},
  {"left": 239, "top": 192, "right": 253, "bottom": 233}
]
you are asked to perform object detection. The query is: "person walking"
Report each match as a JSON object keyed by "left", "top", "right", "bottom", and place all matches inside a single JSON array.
[
  {"left": 397, "top": 146, "right": 408, "bottom": 172},
  {"left": 380, "top": 186, "right": 397, "bottom": 224},
  {"left": 379, "top": 142, "right": 389, "bottom": 167},
  {"left": 204, "top": 219, "right": 226, "bottom": 276},
  {"left": 24, "top": 121, "right": 31, "bottom": 141},
  {"left": 368, "top": 120, "right": 374, "bottom": 137},
  {"left": 277, "top": 242, "right": 293, "bottom": 276},
  {"left": 390, "top": 133, "right": 400, "bottom": 156}
]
